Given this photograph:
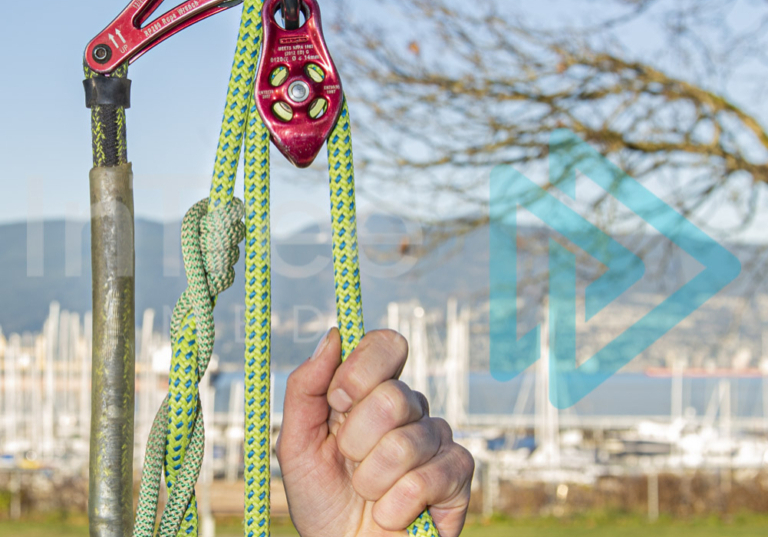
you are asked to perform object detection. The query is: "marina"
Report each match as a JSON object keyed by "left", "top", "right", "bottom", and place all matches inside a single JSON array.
[{"left": 1, "top": 299, "right": 768, "bottom": 524}]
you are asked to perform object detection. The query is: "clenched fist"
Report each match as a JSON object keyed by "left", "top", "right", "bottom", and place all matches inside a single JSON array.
[{"left": 276, "top": 328, "right": 474, "bottom": 537}]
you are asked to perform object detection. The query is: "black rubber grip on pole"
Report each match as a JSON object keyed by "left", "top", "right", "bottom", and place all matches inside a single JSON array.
[{"left": 84, "top": 76, "right": 132, "bottom": 109}]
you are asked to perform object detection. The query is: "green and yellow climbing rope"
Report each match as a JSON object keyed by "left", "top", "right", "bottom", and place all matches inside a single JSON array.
[{"left": 119, "top": 2, "right": 441, "bottom": 537}]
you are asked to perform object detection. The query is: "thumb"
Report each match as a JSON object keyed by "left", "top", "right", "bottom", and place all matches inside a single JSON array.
[{"left": 277, "top": 327, "right": 341, "bottom": 464}]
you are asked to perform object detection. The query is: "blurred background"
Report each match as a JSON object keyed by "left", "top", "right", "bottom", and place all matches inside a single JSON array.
[{"left": 4, "top": 0, "right": 768, "bottom": 535}]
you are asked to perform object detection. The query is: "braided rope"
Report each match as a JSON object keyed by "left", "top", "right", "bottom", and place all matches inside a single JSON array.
[
  {"left": 126, "top": 3, "right": 440, "bottom": 536},
  {"left": 169, "top": 2, "right": 265, "bottom": 534},
  {"left": 242, "top": 65, "right": 272, "bottom": 537},
  {"left": 84, "top": 63, "right": 129, "bottom": 167},
  {"left": 132, "top": 2, "right": 265, "bottom": 536},
  {"left": 327, "top": 101, "right": 440, "bottom": 537},
  {"left": 164, "top": 199, "right": 247, "bottom": 535},
  {"left": 209, "top": 0, "right": 265, "bottom": 211},
  {"left": 327, "top": 102, "right": 364, "bottom": 359},
  {"left": 133, "top": 200, "right": 245, "bottom": 537}
]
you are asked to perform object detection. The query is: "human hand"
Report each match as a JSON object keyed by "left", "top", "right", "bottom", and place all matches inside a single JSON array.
[{"left": 276, "top": 328, "right": 474, "bottom": 537}]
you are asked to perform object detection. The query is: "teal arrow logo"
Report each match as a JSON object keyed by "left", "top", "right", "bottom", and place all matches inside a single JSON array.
[{"left": 490, "top": 129, "right": 742, "bottom": 408}]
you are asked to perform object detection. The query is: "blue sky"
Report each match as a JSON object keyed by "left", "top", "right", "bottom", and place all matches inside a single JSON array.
[
  {"left": 2, "top": 1, "right": 768, "bottom": 239},
  {"left": 0, "top": 1, "right": 340, "bottom": 235}
]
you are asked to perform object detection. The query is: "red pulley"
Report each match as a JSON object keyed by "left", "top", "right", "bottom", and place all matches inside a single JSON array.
[{"left": 255, "top": 0, "right": 344, "bottom": 168}]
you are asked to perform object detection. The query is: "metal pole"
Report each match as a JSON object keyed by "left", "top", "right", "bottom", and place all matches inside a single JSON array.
[{"left": 88, "top": 163, "right": 135, "bottom": 537}]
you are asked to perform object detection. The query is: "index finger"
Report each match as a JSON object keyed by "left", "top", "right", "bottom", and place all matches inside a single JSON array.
[{"left": 326, "top": 329, "right": 408, "bottom": 413}]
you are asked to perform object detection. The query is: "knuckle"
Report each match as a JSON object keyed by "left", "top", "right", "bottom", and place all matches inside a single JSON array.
[
  {"left": 420, "top": 418, "right": 442, "bottom": 447},
  {"left": 285, "top": 369, "right": 298, "bottom": 389},
  {"left": 432, "top": 417, "right": 454, "bottom": 439},
  {"left": 363, "top": 329, "right": 392, "bottom": 349},
  {"left": 338, "top": 365, "right": 367, "bottom": 399},
  {"left": 375, "top": 381, "right": 410, "bottom": 423},
  {"left": 400, "top": 471, "right": 428, "bottom": 503},
  {"left": 367, "top": 329, "right": 408, "bottom": 360},
  {"left": 453, "top": 444, "right": 476, "bottom": 478},
  {"left": 415, "top": 391, "right": 430, "bottom": 416},
  {"left": 385, "top": 329, "right": 409, "bottom": 357},
  {"left": 285, "top": 369, "right": 301, "bottom": 392},
  {"left": 380, "top": 430, "right": 415, "bottom": 468}
]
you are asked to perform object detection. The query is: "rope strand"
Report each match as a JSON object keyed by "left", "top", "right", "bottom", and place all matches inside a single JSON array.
[
  {"left": 132, "top": 1, "right": 265, "bottom": 535},
  {"left": 243, "top": 74, "right": 273, "bottom": 537},
  {"left": 327, "top": 101, "right": 440, "bottom": 537}
]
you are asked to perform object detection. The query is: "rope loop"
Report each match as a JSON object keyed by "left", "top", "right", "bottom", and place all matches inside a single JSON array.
[{"left": 133, "top": 198, "right": 244, "bottom": 537}]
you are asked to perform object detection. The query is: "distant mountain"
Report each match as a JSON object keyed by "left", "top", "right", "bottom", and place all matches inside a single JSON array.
[
  {"left": 0, "top": 215, "right": 488, "bottom": 366},
  {"left": 0, "top": 216, "right": 763, "bottom": 367}
]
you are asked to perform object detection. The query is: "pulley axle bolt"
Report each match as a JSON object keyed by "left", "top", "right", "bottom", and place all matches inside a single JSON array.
[
  {"left": 288, "top": 80, "right": 310, "bottom": 103},
  {"left": 92, "top": 44, "right": 112, "bottom": 64}
]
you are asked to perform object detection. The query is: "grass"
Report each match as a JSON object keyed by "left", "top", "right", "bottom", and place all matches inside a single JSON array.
[
  {"left": 2, "top": 513, "right": 768, "bottom": 536},
  {"left": 457, "top": 513, "right": 768, "bottom": 537}
]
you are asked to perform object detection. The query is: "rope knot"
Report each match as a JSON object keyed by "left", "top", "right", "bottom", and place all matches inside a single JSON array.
[
  {"left": 134, "top": 197, "right": 246, "bottom": 537},
  {"left": 201, "top": 198, "right": 246, "bottom": 297},
  {"left": 171, "top": 197, "right": 245, "bottom": 373}
]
